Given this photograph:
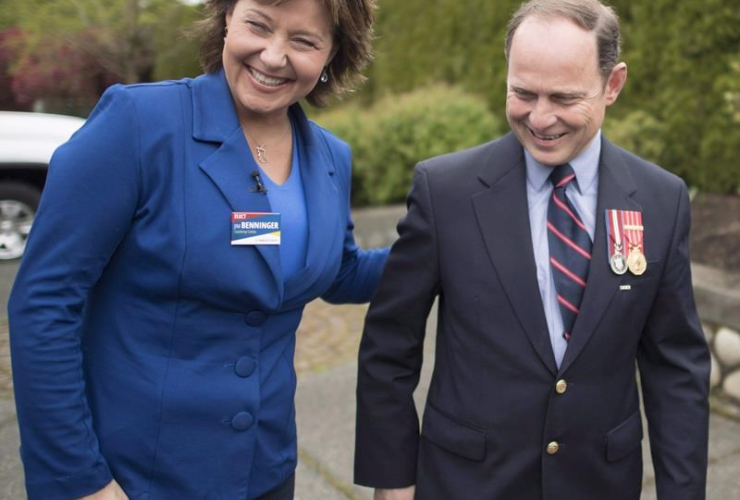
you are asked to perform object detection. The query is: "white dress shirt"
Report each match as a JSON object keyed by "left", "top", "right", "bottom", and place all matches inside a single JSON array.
[{"left": 525, "top": 131, "right": 601, "bottom": 367}]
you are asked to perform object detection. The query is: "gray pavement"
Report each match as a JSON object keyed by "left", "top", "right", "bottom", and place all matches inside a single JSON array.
[
  {"left": 294, "top": 337, "right": 740, "bottom": 500},
  {"left": 3, "top": 333, "right": 740, "bottom": 499}
]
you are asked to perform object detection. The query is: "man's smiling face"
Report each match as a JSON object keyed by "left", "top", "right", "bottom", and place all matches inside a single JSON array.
[{"left": 506, "top": 16, "right": 625, "bottom": 166}]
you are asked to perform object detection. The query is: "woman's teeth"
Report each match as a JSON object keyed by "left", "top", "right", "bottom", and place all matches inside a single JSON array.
[{"left": 249, "top": 68, "right": 286, "bottom": 87}]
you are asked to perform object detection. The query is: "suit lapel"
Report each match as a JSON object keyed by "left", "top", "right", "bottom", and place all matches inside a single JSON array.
[
  {"left": 282, "top": 106, "right": 342, "bottom": 306},
  {"left": 193, "top": 71, "right": 282, "bottom": 296},
  {"left": 559, "top": 138, "right": 641, "bottom": 374},
  {"left": 472, "top": 134, "right": 558, "bottom": 375}
]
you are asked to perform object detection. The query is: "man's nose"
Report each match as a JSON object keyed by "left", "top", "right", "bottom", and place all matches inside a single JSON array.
[{"left": 529, "top": 99, "right": 557, "bottom": 130}]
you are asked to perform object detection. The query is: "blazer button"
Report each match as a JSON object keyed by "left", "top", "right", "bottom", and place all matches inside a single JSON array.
[
  {"left": 245, "top": 310, "right": 268, "bottom": 326},
  {"left": 547, "top": 441, "right": 560, "bottom": 455},
  {"left": 231, "top": 412, "right": 254, "bottom": 431},
  {"left": 555, "top": 379, "right": 568, "bottom": 395},
  {"left": 235, "top": 357, "right": 256, "bottom": 378}
]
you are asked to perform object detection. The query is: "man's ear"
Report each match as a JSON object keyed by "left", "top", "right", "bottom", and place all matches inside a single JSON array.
[{"left": 605, "top": 62, "right": 628, "bottom": 106}]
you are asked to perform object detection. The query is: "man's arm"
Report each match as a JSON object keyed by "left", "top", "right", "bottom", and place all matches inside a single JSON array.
[
  {"left": 355, "top": 164, "right": 440, "bottom": 489},
  {"left": 637, "top": 181, "right": 710, "bottom": 500}
]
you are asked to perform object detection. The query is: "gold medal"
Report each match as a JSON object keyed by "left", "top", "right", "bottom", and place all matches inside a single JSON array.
[
  {"left": 610, "top": 252, "right": 628, "bottom": 275},
  {"left": 627, "top": 248, "right": 647, "bottom": 276}
]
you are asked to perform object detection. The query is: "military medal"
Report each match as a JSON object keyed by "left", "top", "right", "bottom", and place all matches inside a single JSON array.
[
  {"left": 606, "top": 209, "right": 646, "bottom": 276},
  {"left": 623, "top": 210, "right": 647, "bottom": 276},
  {"left": 627, "top": 249, "right": 647, "bottom": 275},
  {"left": 610, "top": 250, "right": 628, "bottom": 275},
  {"left": 605, "top": 209, "right": 628, "bottom": 275}
]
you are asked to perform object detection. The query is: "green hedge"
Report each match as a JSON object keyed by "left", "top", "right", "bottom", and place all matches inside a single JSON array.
[
  {"left": 359, "top": 0, "right": 740, "bottom": 194},
  {"left": 316, "top": 85, "right": 502, "bottom": 206},
  {"left": 603, "top": 110, "right": 667, "bottom": 166}
]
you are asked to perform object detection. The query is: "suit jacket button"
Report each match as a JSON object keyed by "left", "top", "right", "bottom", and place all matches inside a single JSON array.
[
  {"left": 547, "top": 441, "right": 560, "bottom": 455},
  {"left": 235, "top": 357, "right": 256, "bottom": 377},
  {"left": 245, "top": 310, "right": 268, "bottom": 326},
  {"left": 555, "top": 379, "right": 568, "bottom": 394},
  {"left": 232, "top": 412, "right": 254, "bottom": 431}
]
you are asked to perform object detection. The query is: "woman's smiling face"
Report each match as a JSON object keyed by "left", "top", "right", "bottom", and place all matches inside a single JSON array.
[{"left": 223, "top": 0, "right": 334, "bottom": 122}]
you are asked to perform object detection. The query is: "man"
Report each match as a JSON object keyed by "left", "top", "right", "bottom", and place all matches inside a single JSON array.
[{"left": 354, "top": 0, "right": 710, "bottom": 499}]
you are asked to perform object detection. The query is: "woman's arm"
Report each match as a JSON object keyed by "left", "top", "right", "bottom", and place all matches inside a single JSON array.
[{"left": 9, "top": 86, "right": 141, "bottom": 500}]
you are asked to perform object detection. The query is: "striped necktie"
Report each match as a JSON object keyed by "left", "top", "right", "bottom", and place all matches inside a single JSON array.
[{"left": 547, "top": 164, "right": 592, "bottom": 341}]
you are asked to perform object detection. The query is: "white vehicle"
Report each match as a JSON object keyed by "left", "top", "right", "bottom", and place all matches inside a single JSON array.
[{"left": 0, "top": 111, "right": 85, "bottom": 259}]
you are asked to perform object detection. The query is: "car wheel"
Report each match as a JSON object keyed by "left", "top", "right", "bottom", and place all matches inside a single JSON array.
[{"left": 0, "top": 182, "right": 41, "bottom": 260}]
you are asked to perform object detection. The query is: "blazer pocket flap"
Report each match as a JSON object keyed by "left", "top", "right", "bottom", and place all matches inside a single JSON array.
[
  {"left": 606, "top": 411, "right": 643, "bottom": 462},
  {"left": 421, "top": 404, "right": 486, "bottom": 461}
]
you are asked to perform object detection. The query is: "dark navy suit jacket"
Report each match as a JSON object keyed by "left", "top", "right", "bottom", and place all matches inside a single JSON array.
[
  {"left": 9, "top": 70, "right": 387, "bottom": 500},
  {"left": 355, "top": 133, "right": 710, "bottom": 499}
]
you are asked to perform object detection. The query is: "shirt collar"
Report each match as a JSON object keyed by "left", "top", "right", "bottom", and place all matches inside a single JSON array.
[{"left": 526, "top": 130, "right": 602, "bottom": 194}]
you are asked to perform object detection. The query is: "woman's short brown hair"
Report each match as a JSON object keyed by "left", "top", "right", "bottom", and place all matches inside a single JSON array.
[{"left": 195, "top": 0, "right": 376, "bottom": 107}]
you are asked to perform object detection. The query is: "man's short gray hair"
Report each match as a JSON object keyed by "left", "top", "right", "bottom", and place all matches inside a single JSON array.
[{"left": 504, "top": 0, "right": 621, "bottom": 79}]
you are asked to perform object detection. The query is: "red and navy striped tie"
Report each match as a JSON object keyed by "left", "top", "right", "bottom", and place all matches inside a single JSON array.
[{"left": 547, "top": 164, "right": 592, "bottom": 341}]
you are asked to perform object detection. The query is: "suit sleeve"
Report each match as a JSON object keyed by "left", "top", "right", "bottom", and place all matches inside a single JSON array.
[
  {"left": 637, "top": 181, "right": 710, "bottom": 500},
  {"left": 354, "top": 164, "right": 439, "bottom": 488},
  {"left": 320, "top": 134, "right": 388, "bottom": 305},
  {"left": 320, "top": 214, "right": 389, "bottom": 304},
  {"left": 8, "top": 86, "right": 141, "bottom": 500}
]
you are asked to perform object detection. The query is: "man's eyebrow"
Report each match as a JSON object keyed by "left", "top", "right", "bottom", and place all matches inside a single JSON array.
[
  {"left": 552, "top": 91, "right": 586, "bottom": 98},
  {"left": 509, "top": 86, "right": 535, "bottom": 93}
]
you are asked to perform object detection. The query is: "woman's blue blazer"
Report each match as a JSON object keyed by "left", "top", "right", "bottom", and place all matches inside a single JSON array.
[{"left": 8, "top": 70, "right": 388, "bottom": 500}]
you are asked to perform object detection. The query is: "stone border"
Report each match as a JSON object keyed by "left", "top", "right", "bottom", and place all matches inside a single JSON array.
[{"left": 695, "top": 264, "right": 740, "bottom": 418}]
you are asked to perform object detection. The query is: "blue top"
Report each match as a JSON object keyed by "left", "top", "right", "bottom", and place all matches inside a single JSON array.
[
  {"left": 259, "top": 125, "right": 309, "bottom": 282},
  {"left": 525, "top": 130, "right": 601, "bottom": 367}
]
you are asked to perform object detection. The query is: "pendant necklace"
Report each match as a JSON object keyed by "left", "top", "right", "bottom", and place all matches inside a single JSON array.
[{"left": 244, "top": 122, "right": 291, "bottom": 164}]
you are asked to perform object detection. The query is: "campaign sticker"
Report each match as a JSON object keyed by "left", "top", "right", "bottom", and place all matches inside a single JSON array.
[{"left": 231, "top": 212, "right": 281, "bottom": 245}]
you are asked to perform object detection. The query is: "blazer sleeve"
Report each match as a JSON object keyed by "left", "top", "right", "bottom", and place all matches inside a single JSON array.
[
  {"left": 319, "top": 129, "right": 388, "bottom": 304},
  {"left": 354, "top": 164, "right": 439, "bottom": 488},
  {"left": 636, "top": 180, "right": 711, "bottom": 500},
  {"left": 8, "top": 86, "right": 141, "bottom": 500}
]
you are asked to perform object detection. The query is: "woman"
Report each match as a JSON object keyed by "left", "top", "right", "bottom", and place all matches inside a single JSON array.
[{"left": 8, "top": 1, "right": 385, "bottom": 499}]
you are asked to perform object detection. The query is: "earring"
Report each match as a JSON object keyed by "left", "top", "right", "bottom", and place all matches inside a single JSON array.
[{"left": 320, "top": 68, "right": 329, "bottom": 83}]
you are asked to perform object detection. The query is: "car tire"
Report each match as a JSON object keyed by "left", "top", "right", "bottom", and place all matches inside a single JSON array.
[{"left": 0, "top": 182, "right": 41, "bottom": 260}]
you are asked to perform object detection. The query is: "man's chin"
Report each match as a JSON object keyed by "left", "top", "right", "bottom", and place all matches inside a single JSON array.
[{"left": 526, "top": 147, "right": 570, "bottom": 167}]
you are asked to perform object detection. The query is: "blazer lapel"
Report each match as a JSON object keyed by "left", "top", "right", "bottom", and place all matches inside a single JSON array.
[
  {"left": 193, "top": 71, "right": 282, "bottom": 295},
  {"left": 282, "top": 106, "right": 342, "bottom": 305},
  {"left": 559, "top": 138, "right": 641, "bottom": 374},
  {"left": 472, "top": 134, "right": 558, "bottom": 375}
]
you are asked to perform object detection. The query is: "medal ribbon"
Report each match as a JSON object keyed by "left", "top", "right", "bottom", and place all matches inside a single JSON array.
[{"left": 623, "top": 210, "right": 644, "bottom": 255}]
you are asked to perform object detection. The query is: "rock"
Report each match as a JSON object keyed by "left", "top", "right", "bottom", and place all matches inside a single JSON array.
[
  {"left": 711, "top": 353, "right": 722, "bottom": 389},
  {"left": 703, "top": 323, "right": 715, "bottom": 344},
  {"left": 723, "top": 370, "right": 740, "bottom": 402},
  {"left": 715, "top": 327, "right": 740, "bottom": 367}
]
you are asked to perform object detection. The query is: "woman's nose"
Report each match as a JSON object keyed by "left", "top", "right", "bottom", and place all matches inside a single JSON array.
[{"left": 260, "top": 39, "right": 287, "bottom": 69}]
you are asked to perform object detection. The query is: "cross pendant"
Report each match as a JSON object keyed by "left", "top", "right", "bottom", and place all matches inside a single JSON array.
[{"left": 255, "top": 145, "right": 267, "bottom": 163}]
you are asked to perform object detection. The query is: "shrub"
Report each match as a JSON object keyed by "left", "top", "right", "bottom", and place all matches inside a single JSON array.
[
  {"left": 316, "top": 85, "right": 502, "bottom": 206},
  {"left": 603, "top": 110, "right": 667, "bottom": 167},
  {"left": 355, "top": 0, "right": 740, "bottom": 195}
]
